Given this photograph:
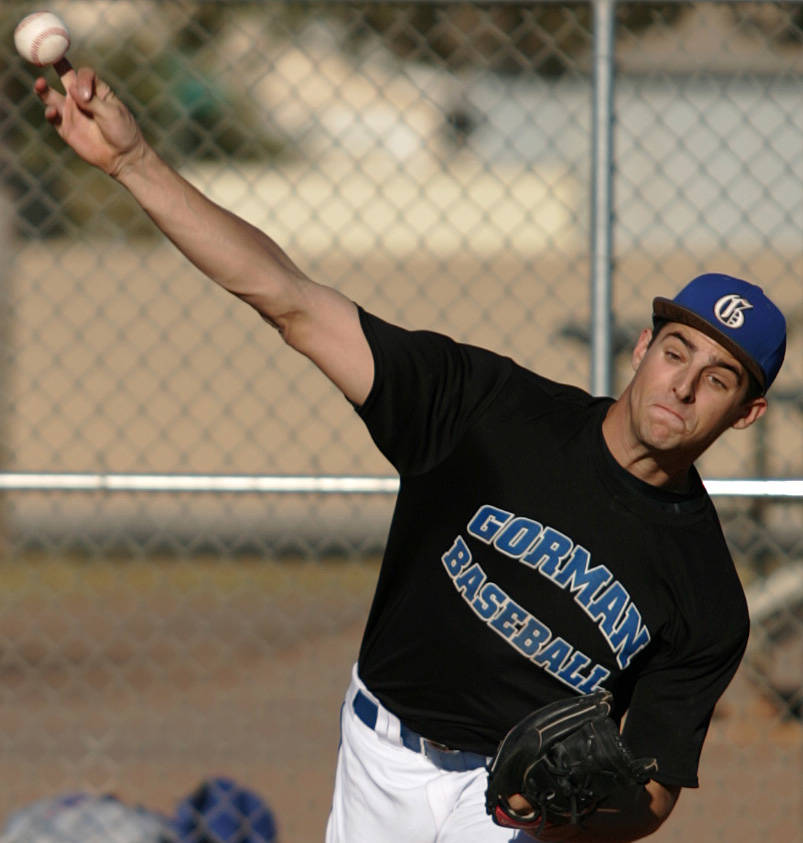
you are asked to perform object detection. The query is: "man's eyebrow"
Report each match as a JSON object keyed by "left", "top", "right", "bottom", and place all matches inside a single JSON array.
[{"left": 663, "top": 330, "right": 744, "bottom": 380}]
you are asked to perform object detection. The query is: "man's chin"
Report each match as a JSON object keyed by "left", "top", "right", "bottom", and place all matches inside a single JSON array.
[
  {"left": 643, "top": 409, "right": 689, "bottom": 443},
  {"left": 640, "top": 424, "right": 685, "bottom": 452}
]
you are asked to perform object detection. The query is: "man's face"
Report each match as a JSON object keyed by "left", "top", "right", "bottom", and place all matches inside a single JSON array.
[{"left": 627, "top": 322, "right": 767, "bottom": 457}]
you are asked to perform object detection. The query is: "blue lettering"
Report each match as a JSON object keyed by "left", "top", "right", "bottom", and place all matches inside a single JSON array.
[
  {"left": 522, "top": 527, "right": 573, "bottom": 575},
  {"left": 454, "top": 562, "right": 485, "bottom": 602},
  {"left": 490, "top": 599, "right": 528, "bottom": 639},
  {"left": 577, "top": 665, "right": 611, "bottom": 694},
  {"left": 442, "top": 508, "right": 650, "bottom": 687},
  {"left": 552, "top": 546, "right": 612, "bottom": 607},
  {"left": 510, "top": 616, "right": 551, "bottom": 657},
  {"left": 556, "top": 651, "right": 593, "bottom": 689},
  {"left": 472, "top": 582, "right": 506, "bottom": 620},
  {"left": 610, "top": 604, "right": 651, "bottom": 668},
  {"left": 441, "top": 535, "right": 472, "bottom": 576},
  {"left": 467, "top": 505, "right": 512, "bottom": 543},
  {"left": 494, "top": 517, "right": 543, "bottom": 559},
  {"left": 533, "top": 637, "right": 571, "bottom": 672},
  {"left": 588, "top": 581, "right": 630, "bottom": 636}
]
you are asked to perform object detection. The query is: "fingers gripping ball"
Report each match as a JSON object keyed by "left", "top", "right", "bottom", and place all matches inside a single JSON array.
[
  {"left": 485, "top": 690, "right": 659, "bottom": 834},
  {"left": 14, "top": 11, "right": 70, "bottom": 67}
]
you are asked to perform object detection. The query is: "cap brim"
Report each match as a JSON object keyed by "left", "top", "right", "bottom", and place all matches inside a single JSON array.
[{"left": 652, "top": 297, "right": 765, "bottom": 391}]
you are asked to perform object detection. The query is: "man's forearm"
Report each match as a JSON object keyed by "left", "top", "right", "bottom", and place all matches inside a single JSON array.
[
  {"left": 115, "top": 145, "right": 311, "bottom": 325},
  {"left": 530, "top": 782, "right": 679, "bottom": 843}
]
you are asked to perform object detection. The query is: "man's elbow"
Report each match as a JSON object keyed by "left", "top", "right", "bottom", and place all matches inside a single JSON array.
[
  {"left": 603, "top": 780, "right": 681, "bottom": 839},
  {"left": 648, "top": 780, "right": 680, "bottom": 819},
  {"left": 528, "top": 780, "right": 681, "bottom": 842},
  {"left": 643, "top": 780, "right": 681, "bottom": 833}
]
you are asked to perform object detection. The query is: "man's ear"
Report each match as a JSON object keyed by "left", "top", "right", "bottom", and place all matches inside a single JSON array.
[
  {"left": 632, "top": 328, "right": 653, "bottom": 371},
  {"left": 731, "top": 396, "right": 768, "bottom": 430}
]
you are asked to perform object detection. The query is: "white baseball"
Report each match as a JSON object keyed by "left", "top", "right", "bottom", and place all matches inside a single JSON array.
[{"left": 14, "top": 11, "right": 71, "bottom": 67}]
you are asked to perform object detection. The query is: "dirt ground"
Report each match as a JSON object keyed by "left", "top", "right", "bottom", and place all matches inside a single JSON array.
[{"left": 0, "top": 555, "right": 799, "bottom": 843}]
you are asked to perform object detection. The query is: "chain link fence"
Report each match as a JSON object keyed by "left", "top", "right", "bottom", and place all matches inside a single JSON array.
[{"left": 0, "top": 2, "right": 801, "bottom": 840}]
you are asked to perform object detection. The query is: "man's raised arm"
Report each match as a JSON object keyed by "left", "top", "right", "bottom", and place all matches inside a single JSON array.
[{"left": 34, "top": 64, "right": 373, "bottom": 406}]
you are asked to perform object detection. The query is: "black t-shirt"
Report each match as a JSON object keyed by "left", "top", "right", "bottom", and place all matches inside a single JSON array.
[{"left": 354, "top": 309, "right": 749, "bottom": 788}]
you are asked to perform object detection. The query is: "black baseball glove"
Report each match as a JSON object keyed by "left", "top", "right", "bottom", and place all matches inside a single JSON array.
[{"left": 485, "top": 690, "right": 658, "bottom": 835}]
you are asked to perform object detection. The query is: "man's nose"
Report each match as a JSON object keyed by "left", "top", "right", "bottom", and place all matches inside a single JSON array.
[{"left": 672, "top": 370, "right": 697, "bottom": 403}]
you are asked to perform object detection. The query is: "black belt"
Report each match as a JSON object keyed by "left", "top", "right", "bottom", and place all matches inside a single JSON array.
[{"left": 352, "top": 689, "right": 489, "bottom": 772}]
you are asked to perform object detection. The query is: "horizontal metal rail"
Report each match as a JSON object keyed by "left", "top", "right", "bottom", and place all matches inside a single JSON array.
[
  {"left": 0, "top": 473, "right": 800, "bottom": 497},
  {"left": 208, "top": 1, "right": 803, "bottom": 6}
]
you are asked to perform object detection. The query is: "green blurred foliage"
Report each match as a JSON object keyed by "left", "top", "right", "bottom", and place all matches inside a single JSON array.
[{"left": 2, "top": 3, "right": 286, "bottom": 238}]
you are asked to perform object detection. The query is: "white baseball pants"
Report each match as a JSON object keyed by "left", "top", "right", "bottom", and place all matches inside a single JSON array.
[{"left": 325, "top": 664, "right": 524, "bottom": 843}]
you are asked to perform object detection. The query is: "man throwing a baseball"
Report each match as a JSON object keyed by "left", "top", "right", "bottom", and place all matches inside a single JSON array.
[{"left": 33, "top": 64, "right": 786, "bottom": 842}]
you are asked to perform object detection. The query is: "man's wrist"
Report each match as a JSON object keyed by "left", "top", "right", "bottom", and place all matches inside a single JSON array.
[{"left": 113, "top": 141, "right": 159, "bottom": 187}]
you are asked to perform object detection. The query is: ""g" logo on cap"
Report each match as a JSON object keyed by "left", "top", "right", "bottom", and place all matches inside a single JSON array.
[{"left": 714, "top": 294, "right": 753, "bottom": 329}]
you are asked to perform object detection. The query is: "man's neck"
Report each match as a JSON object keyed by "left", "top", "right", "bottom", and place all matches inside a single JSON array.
[{"left": 601, "top": 400, "right": 694, "bottom": 493}]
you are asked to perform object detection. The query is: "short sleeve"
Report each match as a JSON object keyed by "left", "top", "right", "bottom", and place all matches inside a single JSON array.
[
  {"left": 621, "top": 611, "right": 748, "bottom": 787},
  {"left": 356, "top": 308, "right": 513, "bottom": 475}
]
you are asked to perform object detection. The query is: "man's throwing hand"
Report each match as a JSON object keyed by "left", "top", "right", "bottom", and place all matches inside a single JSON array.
[{"left": 34, "top": 65, "right": 144, "bottom": 178}]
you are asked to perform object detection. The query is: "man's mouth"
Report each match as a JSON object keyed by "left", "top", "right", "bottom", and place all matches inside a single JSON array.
[{"left": 653, "top": 403, "right": 686, "bottom": 426}]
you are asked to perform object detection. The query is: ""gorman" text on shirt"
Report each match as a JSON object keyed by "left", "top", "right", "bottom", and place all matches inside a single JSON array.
[{"left": 440, "top": 504, "right": 651, "bottom": 692}]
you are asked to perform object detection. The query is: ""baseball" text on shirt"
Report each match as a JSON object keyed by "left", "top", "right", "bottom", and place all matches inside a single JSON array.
[{"left": 440, "top": 504, "right": 651, "bottom": 692}]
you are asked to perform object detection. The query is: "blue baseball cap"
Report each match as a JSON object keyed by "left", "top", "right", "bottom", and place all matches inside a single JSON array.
[{"left": 653, "top": 273, "right": 786, "bottom": 393}]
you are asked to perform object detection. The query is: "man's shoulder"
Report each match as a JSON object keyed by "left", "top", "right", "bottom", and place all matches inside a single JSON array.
[
  {"left": 498, "top": 362, "right": 608, "bottom": 418},
  {"left": 359, "top": 307, "right": 601, "bottom": 410}
]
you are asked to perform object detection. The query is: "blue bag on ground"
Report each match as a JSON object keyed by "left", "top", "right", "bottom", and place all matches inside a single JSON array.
[{"left": 171, "top": 777, "right": 278, "bottom": 843}]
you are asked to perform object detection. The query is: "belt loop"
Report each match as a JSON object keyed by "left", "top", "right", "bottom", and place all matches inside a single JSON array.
[
  {"left": 400, "top": 723, "right": 422, "bottom": 753},
  {"left": 375, "top": 705, "right": 393, "bottom": 741},
  {"left": 353, "top": 690, "right": 378, "bottom": 730}
]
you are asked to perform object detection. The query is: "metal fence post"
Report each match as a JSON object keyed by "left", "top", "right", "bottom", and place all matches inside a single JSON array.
[{"left": 590, "top": 0, "right": 616, "bottom": 397}]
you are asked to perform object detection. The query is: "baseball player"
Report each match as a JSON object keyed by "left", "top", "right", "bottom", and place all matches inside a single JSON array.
[{"left": 33, "top": 65, "right": 786, "bottom": 843}]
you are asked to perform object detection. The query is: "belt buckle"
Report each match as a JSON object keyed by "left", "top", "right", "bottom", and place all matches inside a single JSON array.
[{"left": 424, "top": 738, "right": 459, "bottom": 755}]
